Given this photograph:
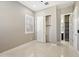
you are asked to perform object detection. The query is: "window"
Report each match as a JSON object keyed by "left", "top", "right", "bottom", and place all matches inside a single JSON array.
[{"left": 25, "top": 14, "right": 34, "bottom": 34}]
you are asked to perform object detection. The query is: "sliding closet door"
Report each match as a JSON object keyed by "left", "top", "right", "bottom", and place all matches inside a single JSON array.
[{"left": 36, "top": 16, "right": 46, "bottom": 42}]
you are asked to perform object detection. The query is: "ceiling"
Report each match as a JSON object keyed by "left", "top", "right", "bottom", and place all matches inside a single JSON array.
[{"left": 19, "top": 1, "right": 74, "bottom": 12}]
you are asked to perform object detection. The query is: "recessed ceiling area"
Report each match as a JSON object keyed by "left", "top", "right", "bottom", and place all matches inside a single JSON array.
[{"left": 19, "top": 1, "right": 74, "bottom": 12}]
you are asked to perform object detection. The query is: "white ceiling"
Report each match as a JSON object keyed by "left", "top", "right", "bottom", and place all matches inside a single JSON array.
[{"left": 19, "top": 1, "right": 74, "bottom": 12}]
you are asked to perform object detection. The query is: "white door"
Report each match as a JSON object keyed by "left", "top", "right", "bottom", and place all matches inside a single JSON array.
[{"left": 36, "top": 16, "right": 46, "bottom": 42}]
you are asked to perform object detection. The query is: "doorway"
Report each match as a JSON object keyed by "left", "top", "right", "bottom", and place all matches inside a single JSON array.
[
  {"left": 46, "top": 15, "right": 51, "bottom": 42},
  {"left": 64, "top": 15, "right": 70, "bottom": 41},
  {"left": 61, "top": 14, "right": 70, "bottom": 42}
]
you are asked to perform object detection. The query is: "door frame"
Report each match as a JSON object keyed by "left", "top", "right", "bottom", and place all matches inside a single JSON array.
[
  {"left": 61, "top": 13, "right": 72, "bottom": 43},
  {"left": 45, "top": 15, "right": 52, "bottom": 42}
]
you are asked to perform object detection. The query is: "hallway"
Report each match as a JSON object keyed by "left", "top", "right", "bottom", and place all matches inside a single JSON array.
[{"left": 0, "top": 40, "right": 79, "bottom": 57}]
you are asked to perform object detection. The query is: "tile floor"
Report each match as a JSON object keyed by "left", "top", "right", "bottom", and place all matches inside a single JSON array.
[{"left": 0, "top": 40, "right": 79, "bottom": 57}]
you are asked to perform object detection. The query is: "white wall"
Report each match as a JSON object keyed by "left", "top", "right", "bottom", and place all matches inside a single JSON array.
[
  {"left": 60, "top": 5, "right": 74, "bottom": 15},
  {"left": 68, "top": 2, "right": 79, "bottom": 50},
  {"left": 56, "top": 7, "right": 61, "bottom": 43},
  {"left": 69, "top": 14, "right": 73, "bottom": 46},
  {"left": 76, "top": 2, "right": 79, "bottom": 51},
  {"left": 73, "top": 2, "right": 79, "bottom": 51},
  {"left": 35, "top": 6, "right": 57, "bottom": 43},
  {"left": 73, "top": 7, "right": 77, "bottom": 49},
  {"left": 0, "top": 1, "right": 35, "bottom": 52}
]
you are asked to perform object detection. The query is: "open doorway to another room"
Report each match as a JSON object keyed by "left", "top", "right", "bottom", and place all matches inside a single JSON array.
[
  {"left": 64, "top": 15, "right": 70, "bottom": 41},
  {"left": 45, "top": 15, "right": 51, "bottom": 43},
  {"left": 61, "top": 14, "right": 71, "bottom": 43}
]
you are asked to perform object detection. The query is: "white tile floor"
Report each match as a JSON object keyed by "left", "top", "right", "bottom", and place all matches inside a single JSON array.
[{"left": 0, "top": 40, "right": 79, "bottom": 57}]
